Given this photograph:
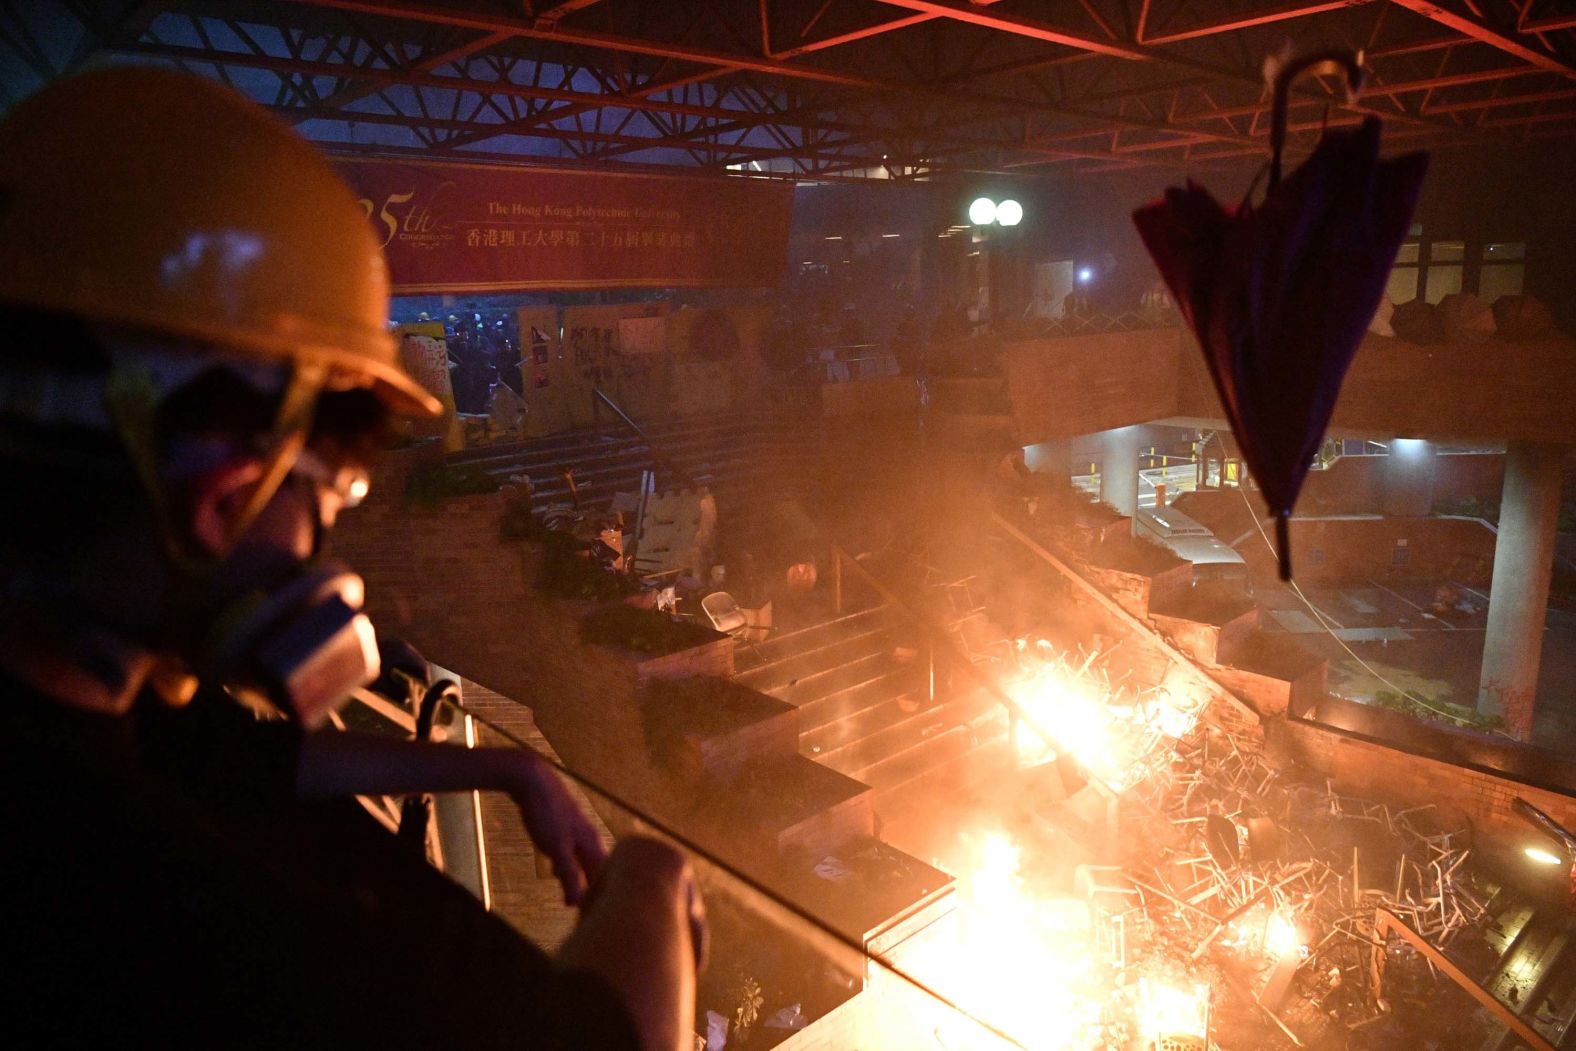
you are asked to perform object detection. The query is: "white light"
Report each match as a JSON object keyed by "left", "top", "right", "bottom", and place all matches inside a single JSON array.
[
  {"left": 882, "top": 233, "right": 901, "bottom": 238},
  {"left": 1392, "top": 437, "right": 1428, "bottom": 458},
  {"left": 1078, "top": 267, "right": 1094, "bottom": 283},
  {"left": 1526, "top": 846, "right": 1565, "bottom": 865},
  {"left": 968, "top": 197, "right": 997, "bottom": 225},
  {"left": 823, "top": 235, "right": 842, "bottom": 241},
  {"left": 996, "top": 199, "right": 1023, "bottom": 226}
]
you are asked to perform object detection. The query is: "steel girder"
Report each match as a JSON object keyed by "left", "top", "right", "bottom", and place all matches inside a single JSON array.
[{"left": 10, "top": 0, "right": 1576, "bottom": 179}]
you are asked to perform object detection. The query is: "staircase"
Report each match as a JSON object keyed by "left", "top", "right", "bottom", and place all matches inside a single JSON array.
[
  {"left": 732, "top": 605, "right": 1010, "bottom": 822},
  {"left": 1473, "top": 885, "right": 1576, "bottom": 1048},
  {"left": 449, "top": 410, "right": 819, "bottom": 519}
]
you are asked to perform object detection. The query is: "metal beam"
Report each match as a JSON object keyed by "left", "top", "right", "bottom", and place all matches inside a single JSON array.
[
  {"left": 1140, "top": 0, "right": 1377, "bottom": 45},
  {"left": 112, "top": 41, "right": 769, "bottom": 126},
  {"left": 532, "top": 0, "right": 604, "bottom": 23},
  {"left": 1387, "top": 0, "right": 1576, "bottom": 80},
  {"left": 870, "top": 0, "right": 1151, "bottom": 60},
  {"left": 1519, "top": 8, "right": 1576, "bottom": 33},
  {"left": 304, "top": 28, "right": 511, "bottom": 118},
  {"left": 272, "top": 101, "right": 889, "bottom": 165},
  {"left": 277, "top": 0, "right": 885, "bottom": 87},
  {"left": 1423, "top": 85, "right": 1576, "bottom": 113},
  {"left": 770, "top": 12, "right": 936, "bottom": 60}
]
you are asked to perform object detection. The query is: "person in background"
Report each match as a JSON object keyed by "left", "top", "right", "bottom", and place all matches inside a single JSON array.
[{"left": 0, "top": 68, "right": 701, "bottom": 1049}]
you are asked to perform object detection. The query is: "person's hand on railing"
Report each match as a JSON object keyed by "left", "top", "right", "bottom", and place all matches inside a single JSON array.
[
  {"left": 562, "top": 836, "right": 706, "bottom": 1051},
  {"left": 504, "top": 749, "right": 609, "bottom": 907}
]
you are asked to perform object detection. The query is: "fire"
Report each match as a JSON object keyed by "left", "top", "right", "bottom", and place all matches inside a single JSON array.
[
  {"left": 1263, "top": 910, "right": 1304, "bottom": 959},
  {"left": 1006, "top": 644, "right": 1200, "bottom": 792},
  {"left": 901, "top": 831, "right": 1107, "bottom": 1049},
  {"left": 1136, "top": 977, "right": 1211, "bottom": 1043}
]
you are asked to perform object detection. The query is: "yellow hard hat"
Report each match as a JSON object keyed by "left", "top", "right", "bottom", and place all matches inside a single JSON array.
[{"left": 0, "top": 67, "right": 440, "bottom": 418}]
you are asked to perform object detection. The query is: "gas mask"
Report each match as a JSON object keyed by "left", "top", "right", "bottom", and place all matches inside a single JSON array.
[
  {"left": 194, "top": 561, "right": 380, "bottom": 729},
  {"left": 82, "top": 341, "right": 389, "bottom": 727},
  {"left": 185, "top": 444, "right": 381, "bottom": 728}
]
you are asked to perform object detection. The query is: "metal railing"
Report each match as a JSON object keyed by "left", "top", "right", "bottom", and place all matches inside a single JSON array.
[
  {"left": 783, "top": 501, "right": 1123, "bottom": 826},
  {"left": 589, "top": 386, "right": 699, "bottom": 490}
]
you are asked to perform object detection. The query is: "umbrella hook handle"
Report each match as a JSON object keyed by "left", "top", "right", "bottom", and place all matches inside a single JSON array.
[{"left": 1269, "top": 50, "right": 1366, "bottom": 190}]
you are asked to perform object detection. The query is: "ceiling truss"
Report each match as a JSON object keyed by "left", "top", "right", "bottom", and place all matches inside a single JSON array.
[{"left": 1, "top": 0, "right": 1572, "bottom": 180}]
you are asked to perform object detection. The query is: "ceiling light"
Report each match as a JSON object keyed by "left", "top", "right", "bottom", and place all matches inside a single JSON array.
[
  {"left": 996, "top": 199, "right": 1023, "bottom": 226},
  {"left": 968, "top": 197, "right": 996, "bottom": 225}
]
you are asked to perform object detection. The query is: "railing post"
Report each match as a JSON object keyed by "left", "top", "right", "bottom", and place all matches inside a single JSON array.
[{"left": 832, "top": 549, "right": 843, "bottom": 614}]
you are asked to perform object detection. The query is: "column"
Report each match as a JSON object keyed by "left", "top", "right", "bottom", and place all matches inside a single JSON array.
[
  {"left": 1024, "top": 439, "right": 1071, "bottom": 485},
  {"left": 1479, "top": 441, "right": 1564, "bottom": 741},
  {"left": 1381, "top": 438, "right": 1436, "bottom": 517},
  {"left": 1100, "top": 425, "right": 1141, "bottom": 518}
]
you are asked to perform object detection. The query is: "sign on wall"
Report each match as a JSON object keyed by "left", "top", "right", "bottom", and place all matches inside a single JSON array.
[{"left": 338, "top": 158, "right": 793, "bottom": 293}]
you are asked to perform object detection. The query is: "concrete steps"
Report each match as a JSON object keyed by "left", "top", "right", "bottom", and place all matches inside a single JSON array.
[
  {"left": 451, "top": 412, "right": 820, "bottom": 513},
  {"left": 736, "top": 602, "right": 1012, "bottom": 822}
]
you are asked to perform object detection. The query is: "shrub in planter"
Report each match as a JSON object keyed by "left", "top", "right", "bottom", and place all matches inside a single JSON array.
[
  {"left": 539, "top": 529, "right": 639, "bottom": 602},
  {"left": 580, "top": 604, "right": 719, "bottom": 655},
  {"left": 404, "top": 462, "right": 500, "bottom": 508}
]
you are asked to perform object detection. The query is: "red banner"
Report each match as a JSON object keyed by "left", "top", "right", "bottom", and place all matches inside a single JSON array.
[{"left": 335, "top": 158, "right": 793, "bottom": 294}]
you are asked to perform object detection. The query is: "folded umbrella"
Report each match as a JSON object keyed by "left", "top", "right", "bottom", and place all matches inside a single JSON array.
[{"left": 1133, "top": 50, "right": 1428, "bottom": 579}]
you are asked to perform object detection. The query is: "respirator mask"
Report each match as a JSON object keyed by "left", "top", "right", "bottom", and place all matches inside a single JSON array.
[
  {"left": 90, "top": 339, "right": 387, "bottom": 728},
  {"left": 195, "top": 559, "right": 380, "bottom": 729},
  {"left": 185, "top": 444, "right": 382, "bottom": 729}
]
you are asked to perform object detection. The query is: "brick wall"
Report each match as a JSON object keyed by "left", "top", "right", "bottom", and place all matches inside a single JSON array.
[
  {"left": 1298, "top": 451, "right": 1506, "bottom": 515},
  {"left": 1005, "top": 327, "right": 1183, "bottom": 444},
  {"left": 333, "top": 476, "right": 938, "bottom": 922},
  {"left": 1239, "top": 515, "right": 1498, "bottom": 586},
  {"left": 1151, "top": 606, "right": 1258, "bottom": 667},
  {"left": 1177, "top": 331, "right": 1576, "bottom": 444},
  {"left": 1271, "top": 717, "right": 1576, "bottom": 868}
]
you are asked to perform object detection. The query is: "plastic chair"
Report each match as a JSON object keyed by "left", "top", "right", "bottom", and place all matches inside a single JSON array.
[{"left": 701, "top": 591, "right": 748, "bottom": 636}]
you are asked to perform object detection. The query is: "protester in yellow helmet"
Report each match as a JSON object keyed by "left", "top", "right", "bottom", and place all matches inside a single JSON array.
[{"left": 0, "top": 68, "right": 701, "bottom": 1050}]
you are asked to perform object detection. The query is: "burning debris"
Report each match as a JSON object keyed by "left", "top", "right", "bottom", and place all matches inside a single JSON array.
[{"left": 884, "top": 638, "right": 1515, "bottom": 1050}]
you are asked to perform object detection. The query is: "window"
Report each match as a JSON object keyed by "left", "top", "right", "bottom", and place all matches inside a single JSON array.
[
  {"left": 1479, "top": 241, "right": 1526, "bottom": 303},
  {"left": 1387, "top": 239, "right": 1421, "bottom": 303},
  {"left": 1424, "top": 241, "right": 1464, "bottom": 303}
]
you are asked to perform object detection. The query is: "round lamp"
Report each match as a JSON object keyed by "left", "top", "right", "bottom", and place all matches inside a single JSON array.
[{"left": 968, "top": 197, "right": 997, "bottom": 225}]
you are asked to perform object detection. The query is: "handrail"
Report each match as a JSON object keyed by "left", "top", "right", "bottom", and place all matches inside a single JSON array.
[
  {"left": 779, "top": 501, "right": 1120, "bottom": 814},
  {"left": 991, "top": 510, "right": 1263, "bottom": 732},
  {"left": 1372, "top": 908, "right": 1556, "bottom": 1051},
  {"left": 590, "top": 386, "right": 698, "bottom": 490}
]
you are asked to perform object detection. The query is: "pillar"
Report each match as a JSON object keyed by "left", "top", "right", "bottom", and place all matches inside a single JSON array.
[
  {"left": 1100, "top": 425, "right": 1141, "bottom": 518},
  {"left": 1479, "top": 441, "right": 1564, "bottom": 741},
  {"left": 1024, "top": 439, "right": 1071, "bottom": 485},
  {"left": 1381, "top": 438, "right": 1436, "bottom": 517}
]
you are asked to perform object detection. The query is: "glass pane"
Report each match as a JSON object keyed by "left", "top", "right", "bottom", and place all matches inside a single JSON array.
[
  {"left": 1394, "top": 242, "right": 1419, "bottom": 264},
  {"left": 450, "top": 695, "right": 1007, "bottom": 1049},
  {"left": 1483, "top": 241, "right": 1526, "bottom": 261},
  {"left": 1386, "top": 266, "right": 1420, "bottom": 304},
  {"left": 1479, "top": 263, "right": 1525, "bottom": 302},
  {"left": 1425, "top": 265, "right": 1463, "bottom": 303},
  {"left": 1430, "top": 241, "right": 1465, "bottom": 263}
]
